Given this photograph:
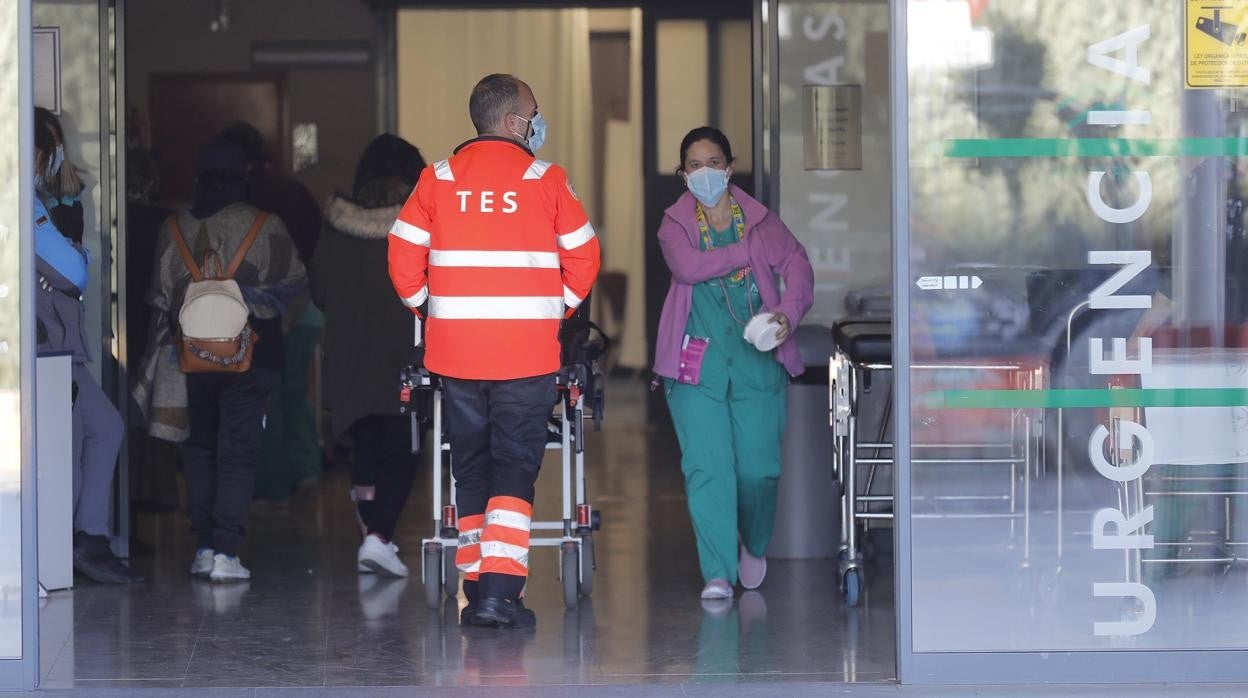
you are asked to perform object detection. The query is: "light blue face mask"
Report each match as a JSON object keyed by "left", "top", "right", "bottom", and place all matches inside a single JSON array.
[
  {"left": 685, "top": 166, "right": 730, "bottom": 207},
  {"left": 513, "top": 112, "right": 547, "bottom": 153}
]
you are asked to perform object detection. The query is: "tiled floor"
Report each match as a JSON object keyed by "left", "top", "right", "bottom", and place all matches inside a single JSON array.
[{"left": 35, "top": 380, "right": 896, "bottom": 692}]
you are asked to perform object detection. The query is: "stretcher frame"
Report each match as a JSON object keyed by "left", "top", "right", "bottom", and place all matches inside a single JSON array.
[
  {"left": 1099, "top": 378, "right": 1248, "bottom": 584},
  {"left": 830, "top": 325, "right": 1044, "bottom": 606},
  {"left": 1055, "top": 304, "right": 1248, "bottom": 586},
  {"left": 401, "top": 365, "right": 603, "bottom": 610}
]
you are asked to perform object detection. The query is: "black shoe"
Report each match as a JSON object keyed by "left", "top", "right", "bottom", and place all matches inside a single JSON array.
[
  {"left": 100, "top": 553, "right": 145, "bottom": 583},
  {"left": 73, "top": 534, "right": 144, "bottom": 584},
  {"left": 473, "top": 597, "right": 537, "bottom": 629},
  {"left": 460, "top": 604, "right": 480, "bottom": 626},
  {"left": 73, "top": 540, "right": 129, "bottom": 584}
]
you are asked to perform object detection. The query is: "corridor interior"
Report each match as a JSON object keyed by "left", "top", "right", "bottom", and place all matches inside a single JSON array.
[{"left": 37, "top": 380, "right": 896, "bottom": 689}]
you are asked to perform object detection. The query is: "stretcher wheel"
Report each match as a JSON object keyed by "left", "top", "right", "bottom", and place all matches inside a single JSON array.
[
  {"left": 561, "top": 541, "right": 580, "bottom": 608},
  {"left": 443, "top": 545, "right": 459, "bottom": 599},
  {"left": 578, "top": 536, "right": 595, "bottom": 597},
  {"left": 423, "top": 543, "right": 443, "bottom": 609},
  {"left": 842, "top": 568, "right": 862, "bottom": 607}
]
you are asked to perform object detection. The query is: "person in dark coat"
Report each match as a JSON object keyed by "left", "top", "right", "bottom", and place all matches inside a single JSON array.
[
  {"left": 310, "top": 134, "right": 427, "bottom": 577},
  {"left": 216, "top": 122, "right": 322, "bottom": 265}
]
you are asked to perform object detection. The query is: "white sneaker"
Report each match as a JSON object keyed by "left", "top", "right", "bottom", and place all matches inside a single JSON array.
[
  {"left": 191, "top": 549, "right": 215, "bottom": 579},
  {"left": 358, "top": 534, "right": 409, "bottom": 578},
  {"left": 209, "top": 554, "right": 251, "bottom": 583},
  {"left": 700, "top": 578, "right": 734, "bottom": 600}
]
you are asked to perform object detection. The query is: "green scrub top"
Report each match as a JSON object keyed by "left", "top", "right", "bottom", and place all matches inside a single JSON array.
[{"left": 681, "top": 221, "right": 787, "bottom": 400}]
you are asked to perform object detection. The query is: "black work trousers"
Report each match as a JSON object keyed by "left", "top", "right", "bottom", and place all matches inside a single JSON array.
[
  {"left": 183, "top": 368, "right": 276, "bottom": 556},
  {"left": 350, "top": 414, "right": 419, "bottom": 541},
  {"left": 442, "top": 373, "right": 556, "bottom": 601}
]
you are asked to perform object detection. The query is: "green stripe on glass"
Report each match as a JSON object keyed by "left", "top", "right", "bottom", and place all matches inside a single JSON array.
[
  {"left": 942, "top": 138, "right": 1248, "bottom": 159},
  {"left": 923, "top": 388, "right": 1248, "bottom": 410}
]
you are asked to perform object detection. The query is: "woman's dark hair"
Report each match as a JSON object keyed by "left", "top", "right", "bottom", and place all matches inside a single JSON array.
[
  {"left": 34, "top": 107, "right": 84, "bottom": 197},
  {"left": 678, "top": 126, "right": 735, "bottom": 173},
  {"left": 352, "top": 134, "right": 427, "bottom": 206},
  {"left": 34, "top": 107, "right": 60, "bottom": 156},
  {"left": 217, "top": 121, "right": 269, "bottom": 169},
  {"left": 191, "top": 171, "right": 250, "bottom": 218}
]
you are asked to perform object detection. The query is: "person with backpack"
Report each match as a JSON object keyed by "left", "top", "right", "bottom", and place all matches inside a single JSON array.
[
  {"left": 217, "top": 121, "right": 326, "bottom": 501},
  {"left": 146, "top": 138, "right": 307, "bottom": 583}
]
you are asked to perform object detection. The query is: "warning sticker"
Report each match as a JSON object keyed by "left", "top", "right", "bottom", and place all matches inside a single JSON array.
[{"left": 1187, "top": 1, "right": 1248, "bottom": 87}]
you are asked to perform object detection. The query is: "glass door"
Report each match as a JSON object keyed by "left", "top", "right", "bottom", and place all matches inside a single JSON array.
[
  {"left": 896, "top": 0, "right": 1248, "bottom": 682},
  {"left": 0, "top": 0, "right": 39, "bottom": 688}
]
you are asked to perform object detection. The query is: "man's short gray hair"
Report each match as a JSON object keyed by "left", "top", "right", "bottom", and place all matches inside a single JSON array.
[{"left": 469, "top": 74, "right": 522, "bottom": 135}]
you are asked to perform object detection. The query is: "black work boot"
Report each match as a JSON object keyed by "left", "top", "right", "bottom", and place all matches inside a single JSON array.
[{"left": 473, "top": 597, "right": 537, "bottom": 629}]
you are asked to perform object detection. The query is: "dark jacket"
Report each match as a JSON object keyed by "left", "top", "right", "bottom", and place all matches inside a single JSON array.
[
  {"left": 311, "top": 194, "right": 418, "bottom": 438},
  {"left": 126, "top": 200, "right": 173, "bottom": 365},
  {"left": 254, "top": 173, "right": 322, "bottom": 267}
]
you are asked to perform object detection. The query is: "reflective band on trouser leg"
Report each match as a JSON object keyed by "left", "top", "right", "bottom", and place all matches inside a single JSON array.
[
  {"left": 479, "top": 496, "right": 533, "bottom": 578},
  {"left": 456, "top": 514, "right": 485, "bottom": 581}
]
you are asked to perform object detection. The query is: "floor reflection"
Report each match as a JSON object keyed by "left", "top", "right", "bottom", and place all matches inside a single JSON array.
[{"left": 37, "top": 380, "right": 895, "bottom": 689}]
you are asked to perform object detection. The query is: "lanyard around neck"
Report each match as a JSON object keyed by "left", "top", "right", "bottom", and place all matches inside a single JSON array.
[{"left": 695, "top": 198, "right": 755, "bottom": 326}]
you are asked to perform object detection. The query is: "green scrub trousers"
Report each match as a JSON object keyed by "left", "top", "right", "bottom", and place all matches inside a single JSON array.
[{"left": 665, "top": 221, "right": 788, "bottom": 585}]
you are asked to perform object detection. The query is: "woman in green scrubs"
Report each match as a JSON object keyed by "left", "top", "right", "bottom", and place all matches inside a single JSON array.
[{"left": 654, "top": 127, "right": 815, "bottom": 601}]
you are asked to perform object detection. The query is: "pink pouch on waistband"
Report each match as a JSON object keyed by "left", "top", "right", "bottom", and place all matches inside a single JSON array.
[{"left": 676, "top": 335, "right": 710, "bottom": 386}]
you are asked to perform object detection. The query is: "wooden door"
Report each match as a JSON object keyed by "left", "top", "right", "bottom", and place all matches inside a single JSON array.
[{"left": 148, "top": 74, "right": 286, "bottom": 203}]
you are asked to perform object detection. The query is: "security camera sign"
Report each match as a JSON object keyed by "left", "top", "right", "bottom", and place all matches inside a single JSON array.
[{"left": 1187, "top": 0, "right": 1248, "bottom": 87}]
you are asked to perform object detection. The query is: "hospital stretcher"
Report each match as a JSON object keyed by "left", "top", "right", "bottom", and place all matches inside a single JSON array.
[
  {"left": 399, "top": 321, "right": 607, "bottom": 610},
  {"left": 830, "top": 319, "right": 1046, "bottom": 606}
]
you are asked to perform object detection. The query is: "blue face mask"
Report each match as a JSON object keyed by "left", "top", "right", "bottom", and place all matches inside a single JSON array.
[
  {"left": 36, "top": 143, "right": 64, "bottom": 195},
  {"left": 685, "top": 166, "right": 730, "bottom": 207},
  {"left": 528, "top": 113, "right": 547, "bottom": 153},
  {"left": 513, "top": 112, "right": 547, "bottom": 153},
  {"left": 49, "top": 143, "right": 65, "bottom": 178}
]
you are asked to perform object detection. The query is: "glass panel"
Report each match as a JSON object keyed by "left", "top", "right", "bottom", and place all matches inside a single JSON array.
[
  {"left": 395, "top": 9, "right": 597, "bottom": 210},
  {"left": 906, "top": 0, "right": 1248, "bottom": 652},
  {"left": 776, "top": 1, "right": 891, "bottom": 326},
  {"left": 0, "top": 0, "right": 23, "bottom": 661},
  {"left": 656, "top": 20, "right": 708, "bottom": 172},
  {"left": 719, "top": 19, "right": 753, "bottom": 173},
  {"left": 34, "top": 0, "right": 103, "bottom": 386}
]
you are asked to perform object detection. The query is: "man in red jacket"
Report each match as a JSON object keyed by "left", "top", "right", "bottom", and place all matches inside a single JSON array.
[{"left": 389, "top": 74, "right": 601, "bottom": 628}]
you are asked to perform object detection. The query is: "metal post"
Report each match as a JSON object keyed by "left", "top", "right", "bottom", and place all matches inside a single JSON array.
[
  {"left": 431, "top": 389, "right": 442, "bottom": 527},
  {"left": 561, "top": 394, "right": 572, "bottom": 537}
]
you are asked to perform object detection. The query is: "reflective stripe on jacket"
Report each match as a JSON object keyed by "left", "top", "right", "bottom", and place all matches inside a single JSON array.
[{"left": 388, "top": 137, "right": 601, "bottom": 380}]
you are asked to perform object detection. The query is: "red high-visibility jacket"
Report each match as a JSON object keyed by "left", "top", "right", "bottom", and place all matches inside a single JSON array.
[{"left": 388, "top": 137, "right": 601, "bottom": 380}]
